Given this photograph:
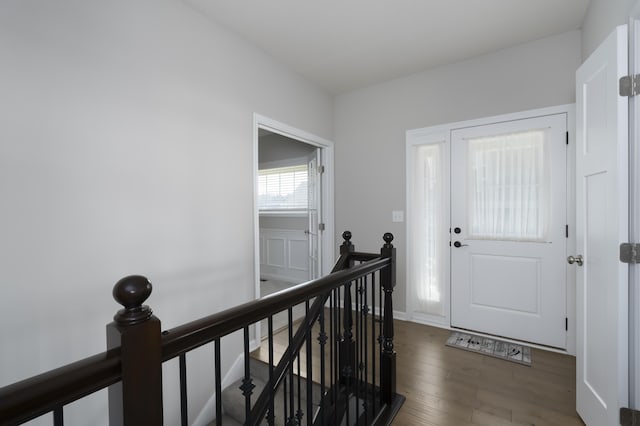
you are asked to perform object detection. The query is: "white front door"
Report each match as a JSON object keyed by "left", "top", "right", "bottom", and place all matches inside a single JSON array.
[
  {"left": 575, "top": 25, "right": 629, "bottom": 426},
  {"left": 450, "top": 113, "right": 568, "bottom": 348}
]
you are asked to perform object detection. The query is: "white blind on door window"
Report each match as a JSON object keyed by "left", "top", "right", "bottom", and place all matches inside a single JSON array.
[
  {"left": 258, "top": 165, "right": 308, "bottom": 210},
  {"left": 467, "top": 130, "right": 549, "bottom": 241},
  {"left": 411, "top": 143, "right": 446, "bottom": 317}
]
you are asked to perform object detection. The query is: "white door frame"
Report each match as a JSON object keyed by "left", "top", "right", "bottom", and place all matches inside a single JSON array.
[
  {"left": 252, "top": 113, "right": 335, "bottom": 306},
  {"left": 406, "top": 104, "right": 576, "bottom": 355}
]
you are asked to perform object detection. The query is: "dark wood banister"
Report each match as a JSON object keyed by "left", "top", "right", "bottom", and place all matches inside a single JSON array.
[
  {"left": 160, "top": 256, "right": 390, "bottom": 361},
  {"left": 0, "top": 232, "right": 395, "bottom": 425},
  {"left": 0, "top": 351, "right": 121, "bottom": 425}
]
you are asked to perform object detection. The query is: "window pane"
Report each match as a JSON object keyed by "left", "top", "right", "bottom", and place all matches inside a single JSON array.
[
  {"left": 258, "top": 165, "right": 308, "bottom": 210},
  {"left": 467, "top": 129, "right": 549, "bottom": 241}
]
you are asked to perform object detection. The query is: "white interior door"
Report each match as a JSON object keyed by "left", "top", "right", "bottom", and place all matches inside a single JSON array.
[
  {"left": 450, "top": 113, "right": 568, "bottom": 348},
  {"left": 628, "top": 2, "right": 640, "bottom": 408},
  {"left": 575, "top": 25, "right": 629, "bottom": 426},
  {"left": 306, "top": 149, "right": 321, "bottom": 280}
]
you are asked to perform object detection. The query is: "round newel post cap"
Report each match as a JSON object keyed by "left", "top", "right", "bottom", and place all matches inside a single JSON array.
[
  {"left": 113, "top": 275, "right": 153, "bottom": 325},
  {"left": 342, "top": 230, "right": 352, "bottom": 242},
  {"left": 383, "top": 232, "right": 394, "bottom": 246}
]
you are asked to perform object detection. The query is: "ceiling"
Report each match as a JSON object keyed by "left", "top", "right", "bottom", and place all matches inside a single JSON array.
[{"left": 186, "top": 0, "right": 590, "bottom": 95}]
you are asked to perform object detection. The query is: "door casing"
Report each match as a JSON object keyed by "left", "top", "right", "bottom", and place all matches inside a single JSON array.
[{"left": 252, "top": 114, "right": 335, "bottom": 346}]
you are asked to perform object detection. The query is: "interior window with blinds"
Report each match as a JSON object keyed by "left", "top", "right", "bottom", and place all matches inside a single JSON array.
[
  {"left": 467, "top": 129, "right": 549, "bottom": 241},
  {"left": 258, "top": 164, "right": 308, "bottom": 211}
]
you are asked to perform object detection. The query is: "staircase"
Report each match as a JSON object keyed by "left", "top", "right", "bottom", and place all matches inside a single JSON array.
[
  {"left": 218, "top": 357, "right": 322, "bottom": 425},
  {"left": 0, "top": 231, "right": 403, "bottom": 426}
]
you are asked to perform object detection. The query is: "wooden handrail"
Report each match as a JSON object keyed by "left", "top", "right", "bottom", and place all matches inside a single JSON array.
[
  {"left": 0, "top": 231, "right": 397, "bottom": 425},
  {"left": 161, "top": 256, "right": 390, "bottom": 361},
  {"left": 0, "top": 351, "right": 121, "bottom": 425}
]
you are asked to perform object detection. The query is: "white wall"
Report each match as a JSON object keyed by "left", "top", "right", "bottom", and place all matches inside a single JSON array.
[
  {"left": 0, "top": 0, "right": 332, "bottom": 424},
  {"left": 334, "top": 30, "right": 581, "bottom": 313},
  {"left": 582, "top": 0, "right": 636, "bottom": 59}
]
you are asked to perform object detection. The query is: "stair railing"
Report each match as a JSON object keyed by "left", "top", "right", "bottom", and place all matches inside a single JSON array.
[{"left": 0, "top": 231, "right": 401, "bottom": 425}]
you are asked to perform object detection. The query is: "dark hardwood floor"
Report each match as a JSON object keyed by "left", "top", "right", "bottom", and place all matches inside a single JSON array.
[
  {"left": 252, "top": 316, "right": 584, "bottom": 426},
  {"left": 391, "top": 321, "right": 584, "bottom": 426}
]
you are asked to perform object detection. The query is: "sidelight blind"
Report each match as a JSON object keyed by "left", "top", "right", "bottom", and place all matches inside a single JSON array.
[{"left": 411, "top": 143, "right": 446, "bottom": 317}]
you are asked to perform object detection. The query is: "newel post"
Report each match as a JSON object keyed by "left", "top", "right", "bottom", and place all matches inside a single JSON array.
[
  {"left": 340, "top": 230, "right": 355, "bottom": 256},
  {"left": 339, "top": 231, "right": 356, "bottom": 385},
  {"left": 380, "top": 233, "right": 396, "bottom": 405},
  {"left": 107, "top": 276, "right": 163, "bottom": 426}
]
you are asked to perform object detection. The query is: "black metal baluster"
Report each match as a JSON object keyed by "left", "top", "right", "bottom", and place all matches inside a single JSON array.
[
  {"left": 268, "top": 316, "right": 275, "bottom": 426},
  {"left": 53, "top": 407, "right": 63, "bottom": 426},
  {"left": 329, "top": 287, "right": 336, "bottom": 424},
  {"left": 355, "top": 277, "right": 361, "bottom": 425},
  {"left": 318, "top": 306, "right": 327, "bottom": 425},
  {"left": 378, "top": 274, "right": 383, "bottom": 408},
  {"left": 179, "top": 353, "right": 188, "bottom": 426},
  {"left": 371, "top": 271, "right": 377, "bottom": 415},
  {"left": 215, "top": 338, "right": 222, "bottom": 426},
  {"left": 306, "top": 300, "right": 313, "bottom": 426},
  {"left": 363, "top": 274, "right": 369, "bottom": 424},
  {"left": 288, "top": 307, "right": 294, "bottom": 425},
  {"left": 241, "top": 326, "right": 255, "bottom": 423},
  {"left": 333, "top": 286, "right": 340, "bottom": 425},
  {"left": 344, "top": 282, "right": 352, "bottom": 426},
  {"left": 296, "top": 341, "right": 303, "bottom": 424},
  {"left": 283, "top": 362, "right": 288, "bottom": 426}
]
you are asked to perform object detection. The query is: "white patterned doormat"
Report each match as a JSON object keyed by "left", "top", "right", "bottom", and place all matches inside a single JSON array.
[{"left": 445, "top": 331, "right": 532, "bottom": 366}]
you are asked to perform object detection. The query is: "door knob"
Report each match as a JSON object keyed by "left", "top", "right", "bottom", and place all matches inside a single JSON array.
[
  {"left": 453, "top": 241, "right": 468, "bottom": 248},
  {"left": 567, "top": 255, "right": 584, "bottom": 266}
]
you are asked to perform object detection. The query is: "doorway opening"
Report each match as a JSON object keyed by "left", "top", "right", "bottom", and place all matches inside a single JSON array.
[{"left": 253, "top": 114, "right": 334, "bottom": 339}]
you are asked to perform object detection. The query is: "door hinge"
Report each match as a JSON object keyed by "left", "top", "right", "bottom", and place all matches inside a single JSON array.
[
  {"left": 620, "top": 75, "right": 640, "bottom": 97},
  {"left": 620, "top": 243, "right": 640, "bottom": 264},
  {"left": 319, "top": 165, "right": 325, "bottom": 174},
  {"left": 565, "top": 317, "right": 568, "bottom": 331},
  {"left": 318, "top": 223, "right": 325, "bottom": 231},
  {"left": 566, "top": 131, "right": 569, "bottom": 145},
  {"left": 621, "top": 407, "right": 640, "bottom": 425},
  {"left": 565, "top": 225, "right": 569, "bottom": 238}
]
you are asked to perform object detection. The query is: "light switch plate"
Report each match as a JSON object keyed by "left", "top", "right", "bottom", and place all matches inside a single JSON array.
[{"left": 392, "top": 210, "right": 404, "bottom": 222}]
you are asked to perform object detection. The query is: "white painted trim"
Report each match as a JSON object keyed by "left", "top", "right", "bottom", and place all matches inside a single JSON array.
[
  {"left": 406, "top": 104, "right": 576, "bottom": 354},
  {"left": 253, "top": 114, "right": 335, "bottom": 343},
  {"left": 565, "top": 105, "right": 576, "bottom": 356},
  {"left": 406, "top": 311, "right": 449, "bottom": 329},
  {"left": 191, "top": 352, "right": 245, "bottom": 426}
]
